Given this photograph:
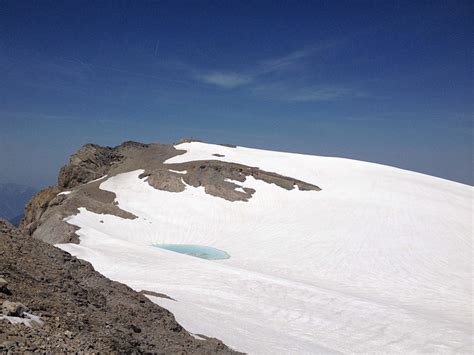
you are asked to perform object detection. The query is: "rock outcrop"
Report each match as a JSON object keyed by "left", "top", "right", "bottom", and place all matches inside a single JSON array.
[
  {"left": 143, "top": 159, "right": 320, "bottom": 202},
  {"left": 58, "top": 144, "right": 124, "bottom": 189},
  {"left": 21, "top": 187, "right": 61, "bottom": 236}
]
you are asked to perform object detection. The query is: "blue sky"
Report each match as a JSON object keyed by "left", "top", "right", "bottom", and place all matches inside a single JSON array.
[{"left": 0, "top": 0, "right": 472, "bottom": 187}]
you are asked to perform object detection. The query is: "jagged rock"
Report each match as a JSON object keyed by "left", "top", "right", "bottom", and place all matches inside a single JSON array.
[
  {"left": 2, "top": 301, "right": 28, "bottom": 317},
  {"left": 57, "top": 141, "right": 150, "bottom": 189},
  {"left": 58, "top": 144, "right": 122, "bottom": 189},
  {"left": 20, "top": 187, "right": 60, "bottom": 236},
  {"left": 0, "top": 219, "right": 16, "bottom": 235}
]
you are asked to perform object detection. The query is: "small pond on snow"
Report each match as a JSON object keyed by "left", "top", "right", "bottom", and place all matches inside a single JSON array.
[{"left": 152, "top": 244, "right": 230, "bottom": 260}]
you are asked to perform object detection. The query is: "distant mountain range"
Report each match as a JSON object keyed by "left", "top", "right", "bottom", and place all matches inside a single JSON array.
[{"left": 0, "top": 183, "right": 37, "bottom": 225}]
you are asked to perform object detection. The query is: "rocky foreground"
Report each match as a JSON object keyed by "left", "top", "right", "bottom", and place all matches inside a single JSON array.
[{"left": 0, "top": 220, "right": 237, "bottom": 353}]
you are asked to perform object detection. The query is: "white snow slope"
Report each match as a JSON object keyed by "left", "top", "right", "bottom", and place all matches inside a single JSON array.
[{"left": 58, "top": 142, "right": 473, "bottom": 354}]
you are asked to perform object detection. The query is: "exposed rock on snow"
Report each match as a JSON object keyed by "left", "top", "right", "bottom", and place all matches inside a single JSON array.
[
  {"left": 140, "top": 159, "right": 320, "bottom": 202},
  {"left": 139, "top": 290, "right": 177, "bottom": 301},
  {"left": 22, "top": 140, "right": 319, "bottom": 243}
]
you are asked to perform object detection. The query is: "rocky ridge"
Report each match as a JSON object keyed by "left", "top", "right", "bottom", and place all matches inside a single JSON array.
[{"left": 20, "top": 140, "right": 320, "bottom": 245}]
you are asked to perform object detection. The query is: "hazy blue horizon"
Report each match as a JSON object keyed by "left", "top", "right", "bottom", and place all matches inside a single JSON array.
[{"left": 1, "top": 1, "right": 472, "bottom": 188}]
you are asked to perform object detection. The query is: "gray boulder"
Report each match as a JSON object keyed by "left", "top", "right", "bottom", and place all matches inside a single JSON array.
[{"left": 2, "top": 301, "right": 28, "bottom": 317}]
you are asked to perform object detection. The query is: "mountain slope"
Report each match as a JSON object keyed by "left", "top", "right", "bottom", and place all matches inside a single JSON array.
[
  {"left": 23, "top": 141, "right": 473, "bottom": 353},
  {"left": 0, "top": 219, "right": 236, "bottom": 353}
]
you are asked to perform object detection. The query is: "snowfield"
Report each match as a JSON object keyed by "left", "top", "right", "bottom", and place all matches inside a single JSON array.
[{"left": 59, "top": 142, "right": 473, "bottom": 354}]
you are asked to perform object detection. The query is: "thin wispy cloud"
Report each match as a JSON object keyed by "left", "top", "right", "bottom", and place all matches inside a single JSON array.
[
  {"left": 194, "top": 46, "right": 316, "bottom": 89},
  {"left": 291, "top": 87, "right": 369, "bottom": 102},
  {"left": 257, "top": 40, "right": 340, "bottom": 75},
  {"left": 192, "top": 38, "right": 370, "bottom": 102},
  {"left": 258, "top": 47, "right": 313, "bottom": 74},
  {"left": 195, "top": 72, "right": 253, "bottom": 88},
  {"left": 252, "top": 84, "right": 368, "bottom": 102},
  {"left": 193, "top": 44, "right": 319, "bottom": 89}
]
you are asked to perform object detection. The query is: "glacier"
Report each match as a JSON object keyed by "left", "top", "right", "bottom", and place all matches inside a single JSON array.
[{"left": 58, "top": 142, "right": 472, "bottom": 354}]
